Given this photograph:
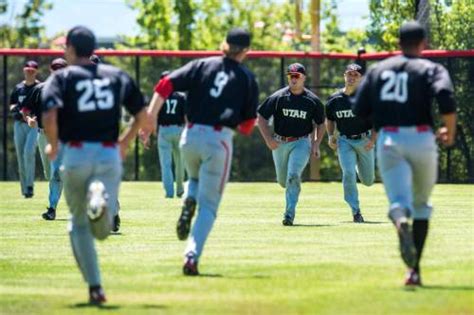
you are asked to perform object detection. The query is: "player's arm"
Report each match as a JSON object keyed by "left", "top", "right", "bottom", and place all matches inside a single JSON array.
[
  {"left": 119, "top": 108, "right": 147, "bottom": 159},
  {"left": 42, "top": 108, "right": 58, "bottom": 160},
  {"left": 41, "top": 74, "right": 63, "bottom": 160},
  {"left": 237, "top": 75, "right": 259, "bottom": 136},
  {"left": 325, "top": 118, "right": 337, "bottom": 150},
  {"left": 432, "top": 65, "right": 457, "bottom": 147},
  {"left": 352, "top": 69, "right": 373, "bottom": 118},
  {"left": 256, "top": 114, "right": 278, "bottom": 150}
]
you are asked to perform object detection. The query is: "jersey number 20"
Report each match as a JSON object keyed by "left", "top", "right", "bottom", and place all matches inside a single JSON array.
[
  {"left": 76, "top": 79, "right": 114, "bottom": 112},
  {"left": 380, "top": 70, "right": 408, "bottom": 103},
  {"left": 210, "top": 71, "right": 229, "bottom": 98}
]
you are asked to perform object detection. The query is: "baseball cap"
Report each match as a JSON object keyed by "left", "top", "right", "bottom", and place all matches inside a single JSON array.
[
  {"left": 89, "top": 54, "right": 101, "bottom": 64},
  {"left": 160, "top": 70, "right": 170, "bottom": 79},
  {"left": 50, "top": 58, "right": 67, "bottom": 71},
  {"left": 345, "top": 63, "right": 364, "bottom": 75},
  {"left": 226, "top": 28, "right": 251, "bottom": 47},
  {"left": 23, "top": 60, "right": 38, "bottom": 70},
  {"left": 66, "top": 26, "right": 96, "bottom": 57},
  {"left": 287, "top": 63, "right": 306, "bottom": 75},
  {"left": 399, "top": 21, "right": 426, "bottom": 43}
]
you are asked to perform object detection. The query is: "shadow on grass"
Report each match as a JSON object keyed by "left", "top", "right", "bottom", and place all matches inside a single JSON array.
[
  {"left": 69, "top": 303, "right": 121, "bottom": 310},
  {"left": 110, "top": 232, "right": 123, "bottom": 236},
  {"left": 291, "top": 224, "right": 335, "bottom": 227},
  {"left": 340, "top": 221, "right": 386, "bottom": 224},
  {"left": 55, "top": 219, "right": 69, "bottom": 222},
  {"left": 422, "top": 285, "right": 474, "bottom": 291}
]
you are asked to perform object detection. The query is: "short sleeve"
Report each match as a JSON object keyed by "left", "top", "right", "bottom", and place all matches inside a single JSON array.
[
  {"left": 241, "top": 74, "right": 259, "bottom": 121},
  {"left": 430, "top": 64, "right": 454, "bottom": 95},
  {"left": 352, "top": 69, "right": 373, "bottom": 118},
  {"left": 325, "top": 98, "right": 336, "bottom": 121},
  {"left": 257, "top": 94, "right": 277, "bottom": 120},
  {"left": 168, "top": 60, "right": 200, "bottom": 92},
  {"left": 120, "top": 72, "right": 145, "bottom": 116},
  {"left": 312, "top": 98, "right": 325, "bottom": 125},
  {"left": 9, "top": 87, "right": 18, "bottom": 105},
  {"left": 41, "top": 73, "right": 64, "bottom": 112}
]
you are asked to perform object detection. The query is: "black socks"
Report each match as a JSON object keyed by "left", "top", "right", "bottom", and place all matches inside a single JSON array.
[{"left": 412, "top": 219, "right": 429, "bottom": 273}]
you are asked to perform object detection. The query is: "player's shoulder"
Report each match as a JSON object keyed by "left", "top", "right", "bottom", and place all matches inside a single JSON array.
[
  {"left": 303, "top": 88, "right": 323, "bottom": 105},
  {"left": 326, "top": 90, "right": 344, "bottom": 104},
  {"left": 269, "top": 86, "right": 290, "bottom": 99}
]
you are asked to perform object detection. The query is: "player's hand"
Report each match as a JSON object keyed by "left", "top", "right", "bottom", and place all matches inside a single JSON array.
[
  {"left": 436, "top": 127, "right": 455, "bottom": 147},
  {"left": 118, "top": 139, "right": 129, "bottom": 160},
  {"left": 266, "top": 138, "right": 279, "bottom": 150},
  {"left": 364, "top": 139, "right": 374, "bottom": 151},
  {"left": 138, "top": 129, "right": 150, "bottom": 149},
  {"left": 328, "top": 135, "right": 337, "bottom": 150},
  {"left": 45, "top": 143, "right": 57, "bottom": 161},
  {"left": 27, "top": 116, "right": 38, "bottom": 128},
  {"left": 312, "top": 142, "right": 321, "bottom": 158}
]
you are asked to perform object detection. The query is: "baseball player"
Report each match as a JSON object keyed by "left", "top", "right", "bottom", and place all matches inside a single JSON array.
[
  {"left": 145, "top": 28, "right": 259, "bottom": 275},
  {"left": 257, "top": 63, "right": 325, "bottom": 226},
  {"left": 9, "top": 60, "right": 40, "bottom": 198},
  {"left": 41, "top": 26, "right": 146, "bottom": 304},
  {"left": 22, "top": 58, "right": 68, "bottom": 220},
  {"left": 325, "top": 63, "right": 375, "bottom": 223},
  {"left": 352, "top": 21, "right": 457, "bottom": 286},
  {"left": 155, "top": 71, "right": 186, "bottom": 198}
]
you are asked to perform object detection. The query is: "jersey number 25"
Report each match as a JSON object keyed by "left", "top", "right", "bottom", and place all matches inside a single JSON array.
[{"left": 76, "top": 78, "right": 114, "bottom": 112}]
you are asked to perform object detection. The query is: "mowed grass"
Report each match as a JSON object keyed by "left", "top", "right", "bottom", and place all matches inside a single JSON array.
[{"left": 0, "top": 182, "right": 472, "bottom": 315}]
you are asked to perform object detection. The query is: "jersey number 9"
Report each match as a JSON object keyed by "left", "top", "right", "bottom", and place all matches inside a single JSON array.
[{"left": 210, "top": 71, "right": 229, "bottom": 98}]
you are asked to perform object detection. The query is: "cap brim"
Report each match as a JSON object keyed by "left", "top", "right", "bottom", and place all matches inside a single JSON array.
[
  {"left": 23, "top": 67, "right": 38, "bottom": 70},
  {"left": 287, "top": 71, "right": 304, "bottom": 75}
]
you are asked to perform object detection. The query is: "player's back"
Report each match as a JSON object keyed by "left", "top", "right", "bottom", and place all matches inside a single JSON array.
[
  {"left": 365, "top": 55, "right": 451, "bottom": 128},
  {"left": 43, "top": 64, "right": 142, "bottom": 142},
  {"left": 171, "top": 56, "right": 258, "bottom": 128}
]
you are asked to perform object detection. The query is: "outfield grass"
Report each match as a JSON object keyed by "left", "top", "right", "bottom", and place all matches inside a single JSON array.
[{"left": 0, "top": 182, "right": 472, "bottom": 315}]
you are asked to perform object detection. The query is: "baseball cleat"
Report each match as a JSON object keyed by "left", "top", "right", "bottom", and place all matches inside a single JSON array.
[
  {"left": 42, "top": 207, "right": 56, "bottom": 221},
  {"left": 177, "top": 191, "right": 184, "bottom": 198},
  {"left": 183, "top": 256, "right": 199, "bottom": 276},
  {"left": 111, "top": 214, "right": 120, "bottom": 233},
  {"left": 24, "top": 186, "right": 34, "bottom": 198},
  {"left": 397, "top": 222, "right": 418, "bottom": 268},
  {"left": 87, "top": 181, "right": 107, "bottom": 222},
  {"left": 89, "top": 286, "right": 107, "bottom": 305},
  {"left": 177, "top": 197, "right": 196, "bottom": 241},
  {"left": 282, "top": 215, "right": 293, "bottom": 226},
  {"left": 404, "top": 269, "right": 422, "bottom": 287},
  {"left": 353, "top": 211, "right": 365, "bottom": 223}
]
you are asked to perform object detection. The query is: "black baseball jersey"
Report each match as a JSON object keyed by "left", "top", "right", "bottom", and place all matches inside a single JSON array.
[
  {"left": 41, "top": 64, "right": 145, "bottom": 142},
  {"left": 23, "top": 82, "right": 46, "bottom": 128},
  {"left": 258, "top": 87, "right": 325, "bottom": 137},
  {"left": 168, "top": 56, "right": 259, "bottom": 128},
  {"left": 9, "top": 81, "right": 39, "bottom": 121},
  {"left": 158, "top": 92, "right": 186, "bottom": 126},
  {"left": 326, "top": 90, "right": 372, "bottom": 136},
  {"left": 352, "top": 55, "right": 456, "bottom": 130}
]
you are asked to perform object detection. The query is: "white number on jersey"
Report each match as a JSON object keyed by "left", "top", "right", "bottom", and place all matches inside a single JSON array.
[
  {"left": 210, "top": 71, "right": 229, "bottom": 98},
  {"left": 76, "top": 78, "right": 114, "bottom": 112},
  {"left": 165, "top": 99, "right": 178, "bottom": 114},
  {"left": 380, "top": 70, "right": 408, "bottom": 103}
]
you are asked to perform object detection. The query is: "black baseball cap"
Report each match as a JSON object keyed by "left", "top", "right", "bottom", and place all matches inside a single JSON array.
[
  {"left": 66, "top": 26, "right": 96, "bottom": 57},
  {"left": 399, "top": 21, "right": 426, "bottom": 43},
  {"left": 50, "top": 58, "right": 67, "bottom": 71},
  {"left": 287, "top": 63, "right": 306, "bottom": 75},
  {"left": 345, "top": 63, "right": 363, "bottom": 74},
  {"left": 23, "top": 60, "right": 38, "bottom": 70},
  {"left": 226, "top": 28, "right": 251, "bottom": 47}
]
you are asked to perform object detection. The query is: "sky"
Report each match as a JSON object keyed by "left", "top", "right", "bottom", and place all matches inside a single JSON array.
[{"left": 2, "top": 0, "right": 370, "bottom": 39}]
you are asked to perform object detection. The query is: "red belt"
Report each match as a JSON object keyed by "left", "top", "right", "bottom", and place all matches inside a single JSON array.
[
  {"left": 383, "top": 125, "right": 431, "bottom": 133},
  {"left": 68, "top": 141, "right": 116, "bottom": 148},
  {"left": 187, "top": 123, "right": 223, "bottom": 131}
]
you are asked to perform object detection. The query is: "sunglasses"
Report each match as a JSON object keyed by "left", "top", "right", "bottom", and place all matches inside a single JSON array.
[{"left": 287, "top": 73, "right": 302, "bottom": 79}]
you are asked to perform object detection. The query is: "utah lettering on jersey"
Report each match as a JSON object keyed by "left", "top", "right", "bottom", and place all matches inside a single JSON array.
[
  {"left": 282, "top": 108, "right": 307, "bottom": 119},
  {"left": 335, "top": 109, "right": 355, "bottom": 119}
]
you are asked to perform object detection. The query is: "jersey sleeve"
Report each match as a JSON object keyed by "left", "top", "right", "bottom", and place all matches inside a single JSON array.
[
  {"left": 120, "top": 72, "right": 145, "bottom": 116},
  {"left": 41, "top": 73, "right": 64, "bottom": 112},
  {"left": 9, "top": 87, "right": 18, "bottom": 105},
  {"left": 430, "top": 64, "right": 456, "bottom": 114},
  {"left": 241, "top": 74, "right": 259, "bottom": 121},
  {"left": 325, "top": 97, "right": 336, "bottom": 121},
  {"left": 168, "top": 60, "right": 200, "bottom": 91},
  {"left": 312, "top": 97, "right": 325, "bottom": 125},
  {"left": 257, "top": 94, "right": 277, "bottom": 120},
  {"left": 352, "top": 69, "right": 373, "bottom": 118}
]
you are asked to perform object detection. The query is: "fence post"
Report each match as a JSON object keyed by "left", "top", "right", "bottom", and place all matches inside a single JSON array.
[
  {"left": 134, "top": 56, "right": 140, "bottom": 181},
  {"left": 280, "top": 57, "right": 285, "bottom": 88},
  {"left": 2, "top": 55, "right": 8, "bottom": 181}
]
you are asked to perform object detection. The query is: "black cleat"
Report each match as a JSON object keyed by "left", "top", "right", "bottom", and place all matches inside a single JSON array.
[
  {"left": 42, "top": 207, "right": 56, "bottom": 221},
  {"left": 89, "top": 286, "right": 107, "bottom": 305},
  {"left": 282, "top": 215, "right": 293, "bottom": 226},
  {"left": 183, "top": 256, "right": 199, "bottom": 276},
  {"left": 24, "top": 186, "right": 34, "bottom": 198},
  {"left": 177, "top": 197, "right": 196, "bottom": 241},
  {"left": 397, "top": 222, "right": 418, "bottom": 268},
  {"left": 353, "top": 211, "right": 365, "bottom": 223},
  {"left": 177, "top": 191, "right": 184, "bottom": 198},
  {"left": 112, "top": 214, "right": 120, "bottom": 233},
  {"left": 404, "top": 269, "right": 422, "bottom": 287}
]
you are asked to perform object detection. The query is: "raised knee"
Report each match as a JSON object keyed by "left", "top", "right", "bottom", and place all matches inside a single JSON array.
[
  {"left": 287, "top": 174, "right": 300, "bottom": 186},
  {"left": 361, "top": 177, "right": 375, "bottom": 186}
]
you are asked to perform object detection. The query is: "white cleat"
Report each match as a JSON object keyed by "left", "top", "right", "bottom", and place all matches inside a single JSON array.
[{"left": 87, "top": 180, "right": 108, "bottom": 222}]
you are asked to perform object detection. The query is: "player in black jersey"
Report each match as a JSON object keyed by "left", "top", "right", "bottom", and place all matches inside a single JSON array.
[
  {"left": 325, "top": 64, "right": 375, "bottom": 223},
  {"left": 10, "top": 60, "right": 41, "bottom": 198},
  {"left": 41, "top": 26, "right": 147, "bottom": 304},
  {"left": 353, "top": 21, "right": 457, "bottom": 286},
  {"left": 22, "top": 58, "right": 68, "bottom": 220},
  {"left": 257, "top": 63, "right": 325, "bottom": 226},
  {"left": 146, "top": 28, "right": 259, "bottom": 276}
]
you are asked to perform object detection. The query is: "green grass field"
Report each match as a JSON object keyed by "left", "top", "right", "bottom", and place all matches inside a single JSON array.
[{"left": 0, "top": 182, "right": 473, "bottom": 315}]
